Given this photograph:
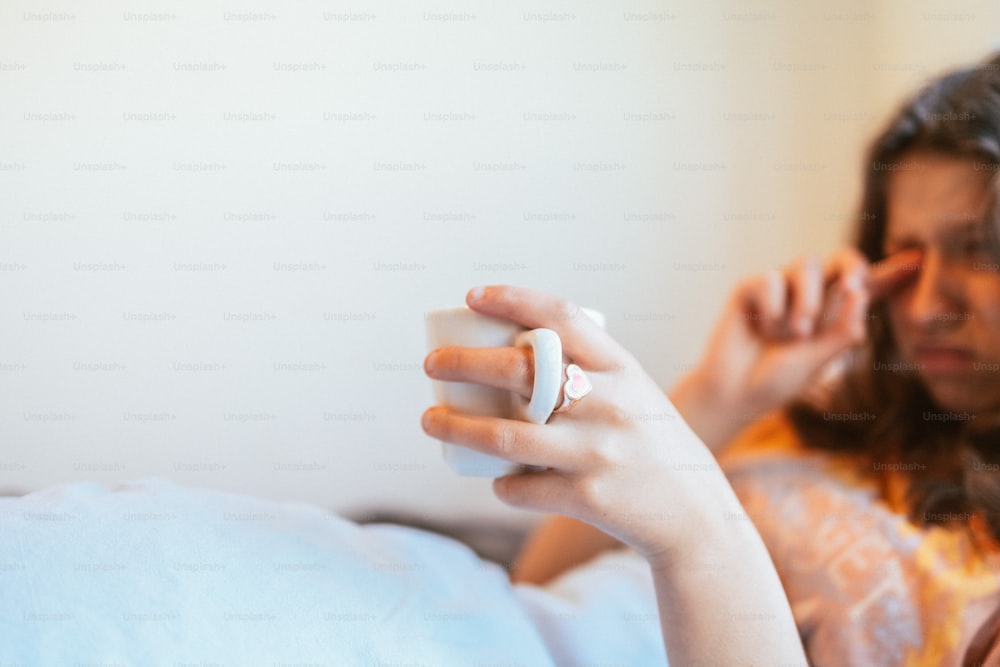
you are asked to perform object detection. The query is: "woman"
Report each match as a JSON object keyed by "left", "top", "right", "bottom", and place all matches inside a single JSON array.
[{"left": 422, "top": 52, "right": 1000, "bottom": 664}]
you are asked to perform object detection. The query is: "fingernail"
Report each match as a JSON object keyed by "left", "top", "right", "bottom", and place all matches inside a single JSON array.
[
  {"left": 423, "top": 352, "right": 436, "bottom": 375},
  {"left": 467, "top": 286, "right": 485, "bottom": 303},
  {"left": 844, "top": 273, "right": 863, "bottom": 292},
  {"left": 421, "top": 409, "right": 435, "bottom": 431},
  {"left": 796, "top": 317, "right": 813, "bottom": 336}
]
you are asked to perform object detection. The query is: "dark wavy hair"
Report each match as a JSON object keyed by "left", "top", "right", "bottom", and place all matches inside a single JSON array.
[{"left": 786, "top": 51, "right": 1000, "bottom": 541}]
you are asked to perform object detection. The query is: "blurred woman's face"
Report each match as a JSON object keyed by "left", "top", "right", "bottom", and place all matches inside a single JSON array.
[{"left": 884, "top": 151, "right": 1000, "bottom": 414}]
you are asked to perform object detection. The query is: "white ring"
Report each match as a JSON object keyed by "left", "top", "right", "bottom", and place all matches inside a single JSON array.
[{"left": 511, "top": 328, "right": 563, "bottom": 424}]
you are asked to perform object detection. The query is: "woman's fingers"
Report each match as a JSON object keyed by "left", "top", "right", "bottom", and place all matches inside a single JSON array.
[
  {"left": 736, "top": 249, "right": 884, "bottom": 342},
  {"left": 812, "top": 247, "right": 921, "bottom": 335},
  {"left": 868, "top": 247, "right": 924, "bottom": 298},
  {"left": 736, "top": 269, "right": 786, "bottom": 337},
  {"left": 785, "top": 257, "right": 823, "bottom": 337},
  {"left": 823, "top": 246, "right": 870, "bottom": 292},
  {"left": 738, "top": 259, "right": 827, "bottom": 339},
  {"left": 421, "top": 406, "right": 570, "bottom": 469},
  {"left": 822, "top": 246, "right": 923, "bottom": 300},
  {"left": 812, "top": 280, "right": 868, "bottom": 351},
  {"left": 493, "top": 469, "right": 578, "bottom": 516},
  {"left": 464, "top": 285, "right": 629, "bottom": 371},
  {"left": 425, "top": 346, "right": 534, "bottom": 399}
]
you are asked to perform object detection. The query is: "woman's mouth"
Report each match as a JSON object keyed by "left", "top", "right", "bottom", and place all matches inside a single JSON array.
[{"left": 914, "top": 345, "right": 976, "bottom": 373}]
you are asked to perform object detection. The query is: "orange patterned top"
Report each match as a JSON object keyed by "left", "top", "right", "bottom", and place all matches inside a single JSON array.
[{"left": 718, "top": 414, "right": 1000, "bottom": 666}]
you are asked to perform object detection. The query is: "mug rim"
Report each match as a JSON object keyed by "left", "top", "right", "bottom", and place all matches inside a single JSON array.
[{"left": 425, "top": 304, "right": 606, "bottom": 328}]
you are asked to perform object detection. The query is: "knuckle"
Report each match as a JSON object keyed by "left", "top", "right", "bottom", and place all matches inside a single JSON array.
[
  {"left": 505, "top": 348, "right": 533, "bottom": 382},
  {"left": 439, "top": 347, "right": 464, "bottom": 375},
  {"left": 588, "top": 433, "right": 624, "bottom": 469},
  {"left": 734, "top": 271, "right": 784, "bottom": 320},
  {"left": 733, "top": 273, "right": 755, "bottom": 294},
  {"left": 798, "top": 298, "right": 821, "bottom": 317},
  {"left": 729, "top": 276, "right": 754, "bottom": 307},
  {"left": 554, "top": 299, "right": 583, "bottom": 325},
  {"left": 739, "top": 269, "right": 769, "bottom": 293},
  {"left": 837, "top": 246, "right": 870, "bottom": 274},
  {"left": 760, "top": 271, "right": 785, "bottom": 310},
  {"left": 763, "top": 268, "right": 784, "bottom": 294},
  {"left": 575, "top": 477, "right": 609, "bottom": 514},
  {"left": 489, "top": 284, "right": 513, "bottom": 302},
  {"left": 744, "top": 273, "right": 771, "bottom": 300},
  {"left": 597, "top": 404, "right": 641, "bottom": 430},
  {"left": 797, "top": 289, "right": 823, "bottom": 317},
  {"left": 494, "top": 422, "right": 520, "bottom": 458},
  {"left": 431, "top": 412, "right": 453, "bottom": 443},
  {"left": 606, "top": 405, "right": 632, "bottom": 430},
  {"left": 493, "top": 476, "right": 524, "bottom": 507}
]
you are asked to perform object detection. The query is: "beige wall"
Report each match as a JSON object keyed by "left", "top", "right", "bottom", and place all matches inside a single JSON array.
[{"left": 1, "top": 1, "right": 998, "bottom": 522}]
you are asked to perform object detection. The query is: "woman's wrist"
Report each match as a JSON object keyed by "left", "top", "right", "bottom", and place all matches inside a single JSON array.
[
  {"left": 645, "top": 494, "right": 807, "bottom": 666},
  {"left": 667, "top": 369, "right": 749, "bottom": 453},
  {"left": 640, "top": 474, "right": 754, "bottom": 572},
  {"left": 647, "top": 505, "right": 746, "bottom": 577}
]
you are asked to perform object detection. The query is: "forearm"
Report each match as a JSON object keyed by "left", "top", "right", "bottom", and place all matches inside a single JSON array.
[
  {"left": 511, "top": 515, "right": 623, "bottom": 585},
  {"left": 649, "top": 490, "right": 807, "bottom": 666},
  {"left": 668, "top": 370, "right": 758, "bottom": 454}
]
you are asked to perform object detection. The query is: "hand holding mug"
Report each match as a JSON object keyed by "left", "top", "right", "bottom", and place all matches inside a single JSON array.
[
  {"left": 422, "top": 286, "right": 735, "bottom": 563},
  {"left": 425, "top": 303, "right": 604, "bottom": 477}
]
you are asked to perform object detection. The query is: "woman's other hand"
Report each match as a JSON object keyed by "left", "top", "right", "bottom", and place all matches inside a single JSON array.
[{"left": 671, "top": 246, "right": 923, "bottom": 451}]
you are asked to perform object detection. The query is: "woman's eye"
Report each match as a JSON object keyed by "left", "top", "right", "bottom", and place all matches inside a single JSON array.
[
  {"left": 957, "top": 238, "right": 1000, "bottom": 271},
  {"left": 963, "top": 239, "right": 989, "bottom": 255},
  {"left": 940, "top": 234, "right": 996, "bottom": 270}
]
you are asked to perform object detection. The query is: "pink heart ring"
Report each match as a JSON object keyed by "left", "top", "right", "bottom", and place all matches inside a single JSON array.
[{"left": 552, "top": 363, "right": 593, "bottom": 414}]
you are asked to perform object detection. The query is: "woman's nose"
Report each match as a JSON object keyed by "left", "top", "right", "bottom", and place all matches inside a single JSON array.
[{"left": 903, "top": 251, "right": 964, "bottom": 326}]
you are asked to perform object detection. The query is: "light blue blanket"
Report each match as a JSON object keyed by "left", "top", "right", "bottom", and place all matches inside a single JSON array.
[{"left": 0, "top": 479, "right": 666, "bottom": 665}]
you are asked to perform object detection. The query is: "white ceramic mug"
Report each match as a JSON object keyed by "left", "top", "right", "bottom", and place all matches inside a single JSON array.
[{"left": 425, "top": 305, "right": 606, "bottom": 477}]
